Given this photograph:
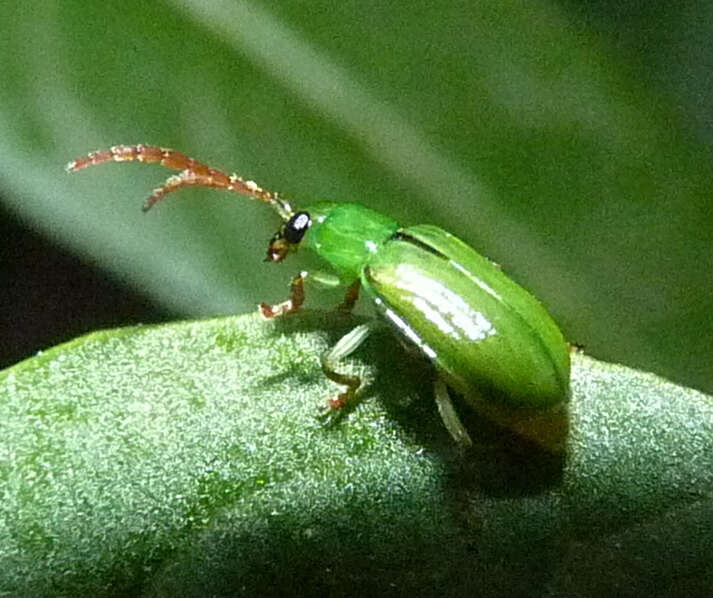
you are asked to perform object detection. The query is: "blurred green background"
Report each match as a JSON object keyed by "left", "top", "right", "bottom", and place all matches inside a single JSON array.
[{"left": 1, "top": 1, "right": 711, "bottom": 394}]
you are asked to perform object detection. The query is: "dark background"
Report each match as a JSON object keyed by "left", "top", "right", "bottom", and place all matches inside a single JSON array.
[
  {"left": 1, "top": 1, "right": 712, "bottom": 393},
  {"left": 0, "top": 204, "right": 172, "bottom": 368}
]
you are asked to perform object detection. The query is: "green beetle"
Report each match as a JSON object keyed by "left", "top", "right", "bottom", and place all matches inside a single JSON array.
[{"left": 67, "top": 145, "right": 571, "bottom": 449}]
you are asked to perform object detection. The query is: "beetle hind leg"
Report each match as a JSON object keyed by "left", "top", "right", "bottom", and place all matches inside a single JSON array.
[{"left": 434, "top": 378, "right": 473, "bottom": 448}]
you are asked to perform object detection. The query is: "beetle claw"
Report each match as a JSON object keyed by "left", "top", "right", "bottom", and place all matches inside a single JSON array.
[
  {"left": 316, "top": 393, "right": 351, "bottom": 425},
  {"left": 258, "top": 300, "right": 294, "bottom": 319},
  {"left": 327, "top": 394, "right": 348, "bottom": 410},
  {"left": 258, "top": 272, "right": 306, "bottom": 319}
]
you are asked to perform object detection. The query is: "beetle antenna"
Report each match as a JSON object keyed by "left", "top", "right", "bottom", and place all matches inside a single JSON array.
[{"left": 66, "top": 144, "right": 292, "bottom": 220}]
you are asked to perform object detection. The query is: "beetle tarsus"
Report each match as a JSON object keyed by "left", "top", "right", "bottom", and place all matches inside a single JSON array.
[
  {"left": 258, "top": 272, "right": 306, "bottom": 319},
  {"left": 316, "top": 382, "right": 360, "bottom": 426},
  {"left": 327, "top": 395, "right": 348, "bottom": 410},
  {"left": 316, "top": 397, "right": 349, "bottom": 427},
  {"left": 259, "top": 300, "right": 295, "bottom": 319},
  {"left": 320, "top": 367, "right": 360, "bottom": 411}
]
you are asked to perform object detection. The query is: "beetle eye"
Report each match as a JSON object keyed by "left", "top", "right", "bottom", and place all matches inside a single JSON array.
[
  {"left": 265, "top": 211, "right": 311, "bottom": 262},
  {"left": 284, "top": 211, "right": 311, "bottom": 244}
]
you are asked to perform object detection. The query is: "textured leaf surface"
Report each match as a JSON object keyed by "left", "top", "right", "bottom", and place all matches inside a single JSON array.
[
  {"left": 1, "top": 1, "right": 712, "bottom": 394},
  {"left": 1, "top": 312, "right": 711, "bottom": 596}
]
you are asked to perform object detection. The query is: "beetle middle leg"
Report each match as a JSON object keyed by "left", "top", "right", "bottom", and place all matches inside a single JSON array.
[
  {"left": 338, "top": 279, "right": 361, "bottom": 312},
  {"left": 319, "top": 321, "right": 376, "bottom": 414}
]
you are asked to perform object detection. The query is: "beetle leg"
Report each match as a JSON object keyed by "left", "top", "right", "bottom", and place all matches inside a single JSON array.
[
  {"left": 434, "top": 378, "right": 473, "bottom": 447},
  {"left": 320, "top": 322, "right": 375, "bottom": 412},
  {"left": 259, "top": 271, "right": 306, "bottom": 318},
  {"left": 260, "top": 272, "right": 361, "bottom": 319},
  {"left": 338, "top": 279, "right": 361, "bottom": 312}
]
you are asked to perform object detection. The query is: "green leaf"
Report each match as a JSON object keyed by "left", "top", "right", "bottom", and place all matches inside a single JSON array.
[{"left": 1, "top": 312, "right": 712, "bottom": 596}]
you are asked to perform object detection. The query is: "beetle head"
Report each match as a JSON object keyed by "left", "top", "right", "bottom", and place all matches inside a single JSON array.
[{"left": 266, "top": 211, "right": 312, "bottom": 262}]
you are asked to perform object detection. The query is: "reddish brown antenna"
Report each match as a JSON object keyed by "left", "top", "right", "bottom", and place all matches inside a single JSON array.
[{"left": 66, "top": 144, "right": 292, "bottom": 220}]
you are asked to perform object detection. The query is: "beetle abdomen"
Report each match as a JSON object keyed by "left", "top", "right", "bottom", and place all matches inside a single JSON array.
[{"left": 362, "top": 225, "right": 570, "bottom": 410}]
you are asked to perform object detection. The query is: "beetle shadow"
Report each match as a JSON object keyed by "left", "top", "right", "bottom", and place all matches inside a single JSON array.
[
  {"left": 361, "top": 328, "right": 568, "bottom": 498},
  {"left": 440, "top": 401, "right": 568, "bottom": 498},
  {"left": 261, "top": 310, "right": 567, "bottom": 497},
  {"left": 255, "top": 309, "right": 365, "bottom": 386}
]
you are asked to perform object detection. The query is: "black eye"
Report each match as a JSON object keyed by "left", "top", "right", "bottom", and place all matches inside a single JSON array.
[{"left": 284, "top": 211, "right": 311, "bottom": 244}]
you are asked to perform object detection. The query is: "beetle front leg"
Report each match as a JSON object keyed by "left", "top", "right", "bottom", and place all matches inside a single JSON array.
[
  {"left": 259, "top": 271, "right": 307, "bottom": 318},
  {"left": 259, "top": 272, "right": 360, "bottom": 319},
  {"left": 319, "top": 321, "right": 375, "bottom": 415}
]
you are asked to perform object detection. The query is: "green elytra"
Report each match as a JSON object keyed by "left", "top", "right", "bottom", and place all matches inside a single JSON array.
[{"left": 68, "top": 145, "right": 571, "bottom": 449}]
